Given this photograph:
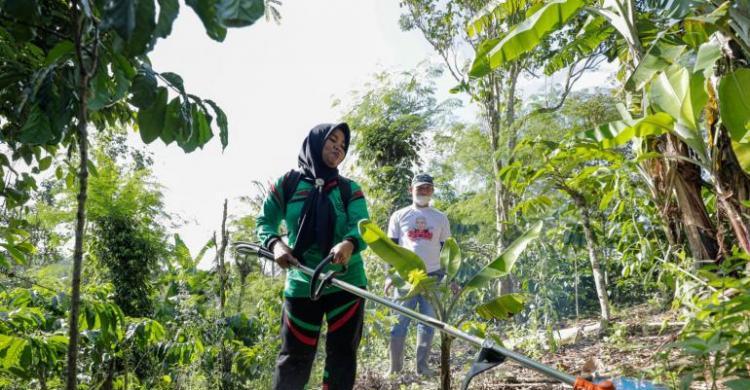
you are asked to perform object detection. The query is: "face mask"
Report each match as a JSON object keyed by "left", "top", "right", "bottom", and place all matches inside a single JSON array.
[{"left": 413, "top": 193, "right": 431, "bottom": 207}]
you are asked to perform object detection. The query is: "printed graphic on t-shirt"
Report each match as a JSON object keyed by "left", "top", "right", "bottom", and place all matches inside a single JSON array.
[{"left": 407, "top": 216, "right": 433, "bottom": 241}]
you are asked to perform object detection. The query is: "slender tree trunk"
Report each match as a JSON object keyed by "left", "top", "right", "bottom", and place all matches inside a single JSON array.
[
  {"left": 568, "top": 190, "right": 610, "bottom": 329},
  {"left": 216, "top": 200, "right": 231, "bottom": 389},
  {"left": 102, "top": 359, "right": 114, "bottom": 390},
  {"left": 66, "top": 3, "right": 96, "bottom": 388},
  {"left": 236, "top": 274, "right": 246, "bottom": 312},
  {"left": 38, "top": 370, "right": 48, "bottom": 390},
  {"left": 506, "top": 63, "right": 520, "bottom": 154},
  {"left": 485, "top": 73, "right": 506, "bottom": 253},
  {"left": 440, "top": 333, "right": 452, "bottom": 390},
  {"left": 218, "top": 200, "right": 228, "bottom": 315},
  {"left": 573, "top": 256, "right": 580, "bottom": 322},
  {"left": 499, "top": 65, "right": 522, "bottom": 295}
]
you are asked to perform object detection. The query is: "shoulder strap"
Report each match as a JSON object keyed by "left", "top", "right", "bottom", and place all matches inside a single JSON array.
[
  {"left": 280, "top": 169, "right": 302, "bottom": 213},
  {"left": 338, "top": 175, "right": 352, "bottom": 214},
  {"left": 282, "top": 171, "right": 351, "bottom": 214}
]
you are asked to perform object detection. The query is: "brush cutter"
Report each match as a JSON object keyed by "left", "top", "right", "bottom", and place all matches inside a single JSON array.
[{"left": 233, "top": 242, "right": 663, "bottom": 390}]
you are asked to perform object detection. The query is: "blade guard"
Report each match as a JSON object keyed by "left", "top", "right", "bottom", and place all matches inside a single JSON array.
[
  {"left": 574, "top": 377, "right": 615, "bottom": 390},
  {"left": 461, "top": 340, "right": 506, "bottom": 390}
]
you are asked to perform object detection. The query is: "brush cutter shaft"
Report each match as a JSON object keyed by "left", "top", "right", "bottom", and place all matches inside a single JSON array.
[{"left": 235, "top": 242, "right": 577, "bottom": 385}]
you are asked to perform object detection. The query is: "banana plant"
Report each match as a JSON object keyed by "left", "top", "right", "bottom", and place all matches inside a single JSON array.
[
  {"left": 470, "top": 0, "right": 750, "bottom": 259},
  {"left": 359, "top": 220, "right": 541, "bottom": 390}
]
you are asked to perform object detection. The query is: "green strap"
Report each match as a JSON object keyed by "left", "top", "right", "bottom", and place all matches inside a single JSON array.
[
  {"left": 327, "top": 299, "right": 358, "bottom": 319},
  {"left": 286, "top": 309, "right": 321, "bottom": 332}
]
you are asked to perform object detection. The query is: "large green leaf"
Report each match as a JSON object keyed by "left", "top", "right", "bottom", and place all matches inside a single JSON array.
[
  {"left": 466, "top": 0, "right": 535, "bottom": 37},
  {"left": 584, "top": 112, "right": 674, "bottom": 148},
  {"left": 650, "top": 65, "right": 708, "bottom": 155},
  {"left": 485, "top": 0, "right": 585, "bottom": 69},
  {"left": 469, "top": 37, "right": 500, "bottom": 78},
  {"left": 44, "top": 40, "right": 74, "bottom": 66},
  {"left": 476, "top": 293, "right": 527, "bottom": 320},
  {"left": 464, "top": 221, "right": 542, "bottom": 292},
  {"left": 17, "top": 105, "right": 53, "bottom": 145},
  {"left": 102, "top": 0, "right": 137, "bottom": 41},
  {"left": 731, "top": 140, "right": 750, "bottom": 175},
  {"left": 205, "top": 99, "right": 228, "bottom": 150},
  {"left": 137, "top": 86, "right": 168, "bottom": 144},
  {"left": 186, "top": 0, "right": 228, "bottom": 42},
  {"left": 625, "top": 43, "right": 686, "bottom": 91},
  {"left": 161, "top": 72, "right": 185, "bottom": 95},
  {"left": 130, "top": 71, "right": 158, "bottom": 109},
  {"left": 218, "top": 0, "right": 265, "bottom": 27},
  {"left": 190, "top": 103, "right": 214, "bottom": 148},
  {"left": 646, "top": 0, "right": 695, "bottom": 20},
  {"left": 693, "top": 42, "right": 722, "bottom": 76},
  {"left": 718, "top": 68, "right": 750, "bottom": 143},
  {"left": 160, "top": 97, "right": 183, "bottom": 145},
  {"left": 440, "top": 237, "right": 462, "bottom": 281},
  {"left": 683, "top": 1, "right": 728, "bottom": 48},
  {"left": 154, "top": 0, "right": 179, "bottom": 38},
  {"left": 128, "top": 0, "right": 157, "bottom": 56},
  {"left": 358, "top": 220, "right": 425, "bottom": 280},
  {"left": 590, "top": 0, "right": 639, "bottom": 51},
  {"left": 729, "top": 1, "right": 750, "bottom": 51}
]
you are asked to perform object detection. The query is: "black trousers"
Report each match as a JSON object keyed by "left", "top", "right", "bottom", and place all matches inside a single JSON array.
[{"left": 272, "top": 289, "right": 365, "bottom": 390}]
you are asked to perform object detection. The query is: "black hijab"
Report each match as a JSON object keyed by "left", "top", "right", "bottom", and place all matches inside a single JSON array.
[{"left": 292, "top": 123, "right": 351, "bottom": 259}]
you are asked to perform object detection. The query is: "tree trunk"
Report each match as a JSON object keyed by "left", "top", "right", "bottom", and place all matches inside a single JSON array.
[
  {"left": 216, "top": 200, "right": 231, "bottom": 389},
  {"left": 663, "top": 135, "right": 721, "bottom": 263},
  {"left": 38, "top": 370, "right": 48, "bottom": 390},
  {"left": 506, "top": 63, "right": 520, "bottom": 154},
  {"left": 66, "top": 3, "right": 96, "bottom": 388},
  {"left": 574, "top": 254, "right": 579, "bottom": 321},
  {"left": 569, "top": 191, "right": 610, "bottom": 329},
  {"left": 218, "top": 200, "right": 228, "bottom": 315},
  {"left": 102, "top": 359, "right": 114, "bottom": 390},
  {"left": 439, "top": 333, "right": 453, "bottom": 390},
  {"left": 499, "top": 65, "right": 522, "bottom": 296},
  {"left": 707, "top": 83, "right": 750, "bottom": 256},
  {"left": 485, "top": 73, "right": 506, "bottom": 254}
]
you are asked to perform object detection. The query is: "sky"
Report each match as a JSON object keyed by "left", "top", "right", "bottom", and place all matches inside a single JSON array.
[{"left": 140, "top": 0, "right": 614, "bottom": 261}]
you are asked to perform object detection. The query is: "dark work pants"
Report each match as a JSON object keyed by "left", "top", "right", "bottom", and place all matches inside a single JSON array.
[{"left": 272, "top": 289, "right": 365, "bottom": 390}]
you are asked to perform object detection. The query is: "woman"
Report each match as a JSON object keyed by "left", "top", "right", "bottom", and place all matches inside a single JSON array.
[{"left": 256, "top": 123, "right": 369, "bottom": 390}]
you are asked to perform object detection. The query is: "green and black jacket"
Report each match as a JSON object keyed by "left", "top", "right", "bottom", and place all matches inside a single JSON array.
[{"left": 256, "top": 175, "right": 369, "bottom": 297}]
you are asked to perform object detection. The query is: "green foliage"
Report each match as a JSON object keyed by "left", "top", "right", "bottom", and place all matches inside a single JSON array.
[
  {"left": 342, "top": 69, "right": 457, "bottom": 225},
  {"left": 361, "top": 218, "right": 539, "bottom": 322},
  {"left": 475, "top": 293, "right": 527, "bottom": 320},
  {"left": 440, "top": 237, "right": 462, "bottom": 281},
  {"left": 359, "top": 220, "right": 426, "bottom": 280},
  {"left": 464, "top": 222, "right": 542, "bottom": 292},
  {"left": 470, "top": 0, "right": 586, "bottom": 75},
  {"left": 668, "top": 254, "right": 750, "bottom": 387},
  {"left": 360, "top": 216, "right": 539, "bottom": 389},
  {"left": 91, "top": 214, "right": 163, "bottom": 317}
]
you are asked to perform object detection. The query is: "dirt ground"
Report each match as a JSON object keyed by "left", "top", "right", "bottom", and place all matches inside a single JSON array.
[{"left": 354, "top": 305, "right": 695, "bottom": 390}]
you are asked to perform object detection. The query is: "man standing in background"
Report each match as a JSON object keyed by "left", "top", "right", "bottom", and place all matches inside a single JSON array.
[{"left": 385, "top": 173, "right": 451, "bottom": 376}]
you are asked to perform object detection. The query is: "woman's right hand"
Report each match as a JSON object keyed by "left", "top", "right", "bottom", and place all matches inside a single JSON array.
[{"left": 272, "top": 241, "right": 298, "bottom": 269}]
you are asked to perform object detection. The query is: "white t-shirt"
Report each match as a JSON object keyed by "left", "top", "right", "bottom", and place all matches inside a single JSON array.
[{"left": 388, "top": 205, "right": 451, "bottom": 273}]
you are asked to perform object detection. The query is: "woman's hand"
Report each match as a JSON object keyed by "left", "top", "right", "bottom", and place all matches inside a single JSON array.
[
  {"left": 272, "top": 241, "right": 298, "bottom": 269},
  {"left": 330, "top": 240, "right": 354, "bottom": 266}
]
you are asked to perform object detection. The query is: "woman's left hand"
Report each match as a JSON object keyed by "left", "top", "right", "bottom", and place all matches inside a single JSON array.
[{"left": 330, "top": 240, "right": 354, "bottom": 266}]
